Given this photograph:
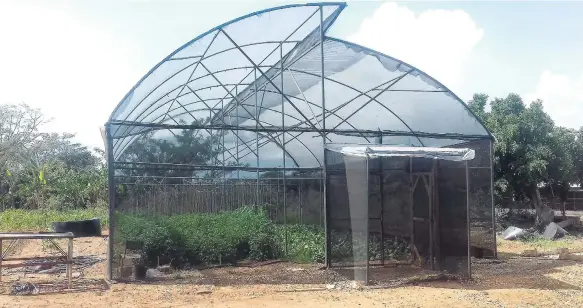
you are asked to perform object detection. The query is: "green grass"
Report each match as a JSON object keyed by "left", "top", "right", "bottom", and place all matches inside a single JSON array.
[
  {"left": 519, "top": 234, "right": 583, "bottom": 251},
  {"left": 0, "top": 207, "right": 108, "bottom": 232}
]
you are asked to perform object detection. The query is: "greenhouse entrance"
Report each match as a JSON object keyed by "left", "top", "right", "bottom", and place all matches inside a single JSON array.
[{"left": 325, "top": 145, "right": 475, "bottom": 285}]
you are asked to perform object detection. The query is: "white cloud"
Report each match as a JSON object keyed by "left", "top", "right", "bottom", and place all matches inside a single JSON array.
[
  {"left": 525, "top": 71, "right": 583, "bottom": 129},
  {"left": 346, "top": 2, "right": 483, "bottom": 93},
  {"left": 0, "top": 2, "right": 140, "bottom": 149}
]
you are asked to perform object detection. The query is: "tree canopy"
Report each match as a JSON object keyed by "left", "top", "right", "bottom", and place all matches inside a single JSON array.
[{"left": 468, "top": 93, "right": 583, "bottom": 224}]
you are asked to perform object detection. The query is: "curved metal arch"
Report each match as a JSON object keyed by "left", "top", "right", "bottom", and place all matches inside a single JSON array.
[
  {"left": 236, "top": 130, "right": 322, "bottom": 168},
  {"left": 108, "top": 2, "right": 346, "bottom": 122},
  {"left": 284, "top": 67, "right": 423, "bottom": 146},
  {"left": 117, "top": 53, "right": 286, "bottom": 126},
  {"left": 326, "top": 36, "right": 495, "bottom": 140},
  {"left": 127, "top": 61, "right": 421, "bottom": 148},
  {"left": 121, "top": 85, "right": 374, "bottom": 144},
  {"left": 114, "top": 107, "right": 311, "bottom": 168},
  {"left": 129, "top": 81, "right": 251, "bottom": 125},
  {"left": 172, "top": 40, "right": 302, "bottom": 62}
]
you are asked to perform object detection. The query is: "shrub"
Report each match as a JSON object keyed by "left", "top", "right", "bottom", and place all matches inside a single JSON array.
[
  {"left": 249, "top": 228, "right": 280, "bottom": 261},
  {"left": 280, "top": 224, "right": 325, "bottom": 263},
  {"left": 116, "top": 207, "right": 284, "bottom": 266}
]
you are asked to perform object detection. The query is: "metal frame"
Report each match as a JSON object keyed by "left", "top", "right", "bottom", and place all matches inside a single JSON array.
[
  {"left": 411, "top": 171, "right": 435, "bottom": 270},
  {"left": 0, "top": 232, "right": 74, "bottom": 289},
  {"left": 103, "top": 2, "right": 496, "bottom": 281}
]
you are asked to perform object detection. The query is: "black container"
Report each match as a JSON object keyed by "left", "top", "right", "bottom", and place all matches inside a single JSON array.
[
  {"left": 134, "top": 264, "right": 147, "bottom": 280},
  {"left": 52, "top": 218, "right": 102, "bottom": 237}
]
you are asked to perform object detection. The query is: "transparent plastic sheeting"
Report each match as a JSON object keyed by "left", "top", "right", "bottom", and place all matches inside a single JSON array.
[
  {"left": 325, "top": 144, "right": 475, "bottom": 161},
  {"left": 107, "top": 3, "right": 492, "bottom": 163},
  {"left": 343, "top": 155, "right": 369, "bottom": 282}
]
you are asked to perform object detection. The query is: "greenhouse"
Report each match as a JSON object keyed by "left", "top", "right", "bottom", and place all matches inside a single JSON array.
[{"left": 104, "top": 2, "right": 496, "bottom": 285}]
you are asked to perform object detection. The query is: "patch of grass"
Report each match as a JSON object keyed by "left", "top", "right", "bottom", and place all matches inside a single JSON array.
[
  {"left": 0, "top": 207, "right": 108, "bottom": 232},
  {"left": 519, "top": 234, "right": 583, "bottom": 251},
  {"left": 497, "top": 234, "right": 583, "bottom": 257}
]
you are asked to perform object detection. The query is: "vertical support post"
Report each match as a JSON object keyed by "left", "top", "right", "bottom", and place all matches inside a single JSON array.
[
  {"left": 319, "top": 5, "right": 331, "bottom": 268},
  {"left": 67, "top": 237, "right": 73, "bottom": 289},
  {"left": 0, "top": 240, "right": 3, "bottom": 282},
  {"left": 254, "top": 69, "right": 260, "bottom": 208},
  {"left": 280, "top": 43, "right": 288, "bottom": 256},
  {"left": 365, "top": 154, "right": 370, "bottom": 286},
  {"left": 429, "top": 164, "right": 435, "bottom": 270},
  {"left": 299, "top": 182, "right": 303, "bottom": 224},
  {"left": 222, "top": 96, "right": 226, "bottom": 209},
  {"left": 409, "top": 157, "right": 414, "bottom": 259},
  {"left": 433, "top": 158, "right": 441, "bottom": 270},
  {"left": 106, "top": 125, "right": 115, "bottom": 281},
  {"left": 465, "top": 161, "right": 471, "bottom": 277},
  {"left": 319, "top": 174, "right": 324, "bottom": 230},
  {"left": 489, "top": 140, "right": 497, "bottom": 259},
  {"left": 378, "top": 134, "right": 385, "bottom": 266},
  {"left": 236, "top": 86, "right": 240, "bottom": 181}
]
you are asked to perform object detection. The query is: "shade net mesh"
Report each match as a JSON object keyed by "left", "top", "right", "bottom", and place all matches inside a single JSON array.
[
  {"left": 107, "top": 3, "right": 491, "bottom": 166},
  {"left": 104, "top": 3, "right": 495, "bottom": 284}
]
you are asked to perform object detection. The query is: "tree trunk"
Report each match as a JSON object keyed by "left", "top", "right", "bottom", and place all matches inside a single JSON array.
[{"left": 531, "top": 187, "right": 553, "bottom": 228}]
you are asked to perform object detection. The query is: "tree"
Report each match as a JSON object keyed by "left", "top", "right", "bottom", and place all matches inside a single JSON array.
[
  {"left": 0, "top": 103, "right": 106, "bottom": 209},
  {"left": 119, "top": 118, "right": 227, "bottom": 183},
  {"left": 0, "top": 103, "right": 46, "bottom": 167},
  {"left": 468, "top": 93, "right": 575, "bottom": 227}
]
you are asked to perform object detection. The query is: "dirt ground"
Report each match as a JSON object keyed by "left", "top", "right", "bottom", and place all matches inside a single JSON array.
[{"left": 3, "top": 235, "right": 583, "bottom": 307}]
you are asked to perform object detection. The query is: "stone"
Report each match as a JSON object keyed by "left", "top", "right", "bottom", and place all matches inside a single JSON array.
[
  {"left": 558, "top": 218, "right": 576, "bottom": 229},
  {"left": 542, "top": 222, "right": 568, "bottom": 240},
  {"left": 72, "top": 272, "right": 82, "bottom": 279},
  {"left": 502, "top": 226, "right": 526, "bottom": 240},
  {"left": 146, "top": 268, "right": 163, "bottom": 278},
  {"left": 157, "top": 265, "right": 172, "bottom": 273}
]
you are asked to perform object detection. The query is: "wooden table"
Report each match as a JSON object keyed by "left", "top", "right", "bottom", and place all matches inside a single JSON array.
[{"left": 0, "top": 232, "right": 74, "bottom": 288}]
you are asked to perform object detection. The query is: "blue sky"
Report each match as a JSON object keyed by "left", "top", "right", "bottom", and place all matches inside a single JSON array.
[{"left": 1, "top": 0, "right": 582, "bottom": 149}]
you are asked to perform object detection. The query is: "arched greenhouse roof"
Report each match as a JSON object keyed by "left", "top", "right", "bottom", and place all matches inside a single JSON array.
[{"left": 107, "top": 2, "right": 493, "bottom": 168}]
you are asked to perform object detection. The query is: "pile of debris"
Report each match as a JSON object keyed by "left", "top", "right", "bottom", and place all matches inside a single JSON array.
[
  {"left": 10, "top": 282, "right": 39, "bottom": 296},
  {"left": 502, "top": 218, "right": 580, "bottom": 241}
]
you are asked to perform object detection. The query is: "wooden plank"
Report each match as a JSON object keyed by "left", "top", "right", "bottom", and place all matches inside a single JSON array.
[{"left": 0, "top": 232, "right": 74, "bottom": 240}]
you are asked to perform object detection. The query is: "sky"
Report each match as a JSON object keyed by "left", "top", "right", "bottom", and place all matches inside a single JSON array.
[{"left": 1, "top": 0, "right": 582, "bottom": 150}]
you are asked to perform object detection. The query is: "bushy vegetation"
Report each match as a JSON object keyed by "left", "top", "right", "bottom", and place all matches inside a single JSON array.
[
  {"left": 0, "top": 207, "right": 108, "bottom": 231},
  {"left": 115, "top": 207, "right": 328, "bottom": 266},
  {"left": 115, "top": 207, "right": 412, "bottom": 267}
]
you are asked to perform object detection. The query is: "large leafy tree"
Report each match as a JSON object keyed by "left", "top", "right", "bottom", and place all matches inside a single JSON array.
[
  {"left": 468, "top": 93, "right": 581, "bottom": 226},
  {"left": 118, "top": 118, "right": 227, "bottom": 183}
]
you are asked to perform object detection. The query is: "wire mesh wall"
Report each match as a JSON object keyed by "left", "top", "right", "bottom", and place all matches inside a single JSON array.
[
  {"left": 324, "top": 142, "right": 494, "bottom": 285},
  {"left": 113, "top": 176, "right": 323, "bottom": 224}
]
